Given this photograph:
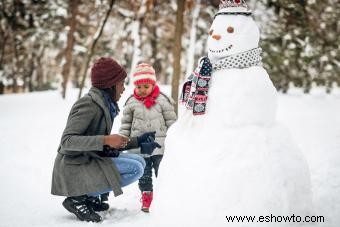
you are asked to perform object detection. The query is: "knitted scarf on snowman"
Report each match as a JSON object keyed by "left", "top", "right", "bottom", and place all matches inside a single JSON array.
[{"left": 180, "top": 47, "right": 262, "bottom": 115}]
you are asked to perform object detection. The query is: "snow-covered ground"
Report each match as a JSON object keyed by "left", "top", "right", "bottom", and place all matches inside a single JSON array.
[{"left": 0, "top": 86, "right": 339, "bottom": 227}]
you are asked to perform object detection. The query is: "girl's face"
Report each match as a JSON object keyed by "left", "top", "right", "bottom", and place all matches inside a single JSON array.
[
  {"left": 135, "top": 83, "right": 154, "bottom": 97},
  {"left": 114, "top": 79, "right": 125, "bottom": 101}
]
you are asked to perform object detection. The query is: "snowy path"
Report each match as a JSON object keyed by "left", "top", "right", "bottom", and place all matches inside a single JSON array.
[{"left": 0, "top": 88, "right": 339, "bottom": 227}]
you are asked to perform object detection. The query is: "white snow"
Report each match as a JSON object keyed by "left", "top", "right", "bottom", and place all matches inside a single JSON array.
[{"left": 0, "top": 86, "right": 339, "bottom": 227}]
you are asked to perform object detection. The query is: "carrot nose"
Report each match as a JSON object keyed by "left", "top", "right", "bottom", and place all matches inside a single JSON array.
[{"left": 212, "top": 34, "right": 221, "bottom": 40}]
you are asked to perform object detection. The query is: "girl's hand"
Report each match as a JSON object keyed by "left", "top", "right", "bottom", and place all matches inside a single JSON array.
[{"left": 104, "top": 134, "right": 129, "bottom": 149}]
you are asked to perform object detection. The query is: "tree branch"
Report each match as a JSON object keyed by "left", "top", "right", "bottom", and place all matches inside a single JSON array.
[{"left": 78, "top": 0, "right": 115, "bottom": 99}]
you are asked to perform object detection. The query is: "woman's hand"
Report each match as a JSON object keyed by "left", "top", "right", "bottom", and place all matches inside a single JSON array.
[{"left": 104, "top": 134, "right": 129, "bottom": 149}]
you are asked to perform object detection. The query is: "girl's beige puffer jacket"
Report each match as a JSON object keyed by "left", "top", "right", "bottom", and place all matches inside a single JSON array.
[{"left": 119, "top": 92, "right": 177, "bottom": 156}]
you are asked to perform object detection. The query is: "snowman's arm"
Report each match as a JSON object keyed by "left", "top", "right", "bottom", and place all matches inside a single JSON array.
[{"left": 119, "top": 104, "right": 133, "bottom": 137}]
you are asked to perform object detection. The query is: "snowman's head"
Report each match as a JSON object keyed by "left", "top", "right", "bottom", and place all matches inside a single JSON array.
[{"left": 207, "top": 10, "right": 260, "bottom": 63}]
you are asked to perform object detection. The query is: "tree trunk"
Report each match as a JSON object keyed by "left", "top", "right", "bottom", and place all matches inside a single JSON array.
[
  {"left": 12, "top": 77, "right": 18, "bottom": 93},
  {"left": 171, "top": 0, "right": 185, "bottom": 114},
  {"left": 0, "top": 7, "right": 8, "bottom": 70},
  {"left": 27, "top": 52, "right": 35, "bottom": 92},
  {"left": 129, "top": 0, "right": 147, "bottom": 84},
  {"left": 185, "top": 0, "right": 201, "bottom": 79},
  {"left": 0, "top": 35, "right": 7, "bottom": 70},
  {"left": 37, "top": 45, "right": 46, "bottom": 90},
  {"left": 0, "top": 81, "right": 4, "bottom": 94},
  {"left": 78, "top": 0, "right": 115, "bottom": 99},
  {"left": 129, "top": 20, "right": 142, "bottom": 83},
  {"left": 61, "top": 0, "right": 78, "bottom": 99},
  {"left": 12, "top": 29, "right": 19, "bottom": 93},
  {"left": 150, "top": 1, "right": 163, "bottom": 82}
]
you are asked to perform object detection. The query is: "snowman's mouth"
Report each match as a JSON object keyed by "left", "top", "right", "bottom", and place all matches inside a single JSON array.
[{"left": 209, "top": 44, "right": 233, "bottom": 53}]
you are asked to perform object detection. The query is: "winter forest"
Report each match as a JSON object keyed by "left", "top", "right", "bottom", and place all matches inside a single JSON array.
[
  {"left": 0, "top": 0, "right": 339, "bottom": 99},
  {"left": 1, "top": 1, "right": 340, "bottom": 227}
]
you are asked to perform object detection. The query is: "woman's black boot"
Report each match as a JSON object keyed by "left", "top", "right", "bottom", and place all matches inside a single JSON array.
[
  {"left": 86, "top": 193, "right": 110, "bottom": 212},
  {"left": 62, "top": 195, "right": 102, "bottom": 222}
]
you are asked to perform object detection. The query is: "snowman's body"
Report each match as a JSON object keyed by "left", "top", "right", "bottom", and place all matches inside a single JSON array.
[{"left": 150, "top": 6, "right": 313, "bottom": 227}]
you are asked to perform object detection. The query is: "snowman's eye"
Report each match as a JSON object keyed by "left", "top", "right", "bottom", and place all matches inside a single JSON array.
[
  {"left": 227, "top": 26, "right": 234, "bottom": 33},
  {"left": 209, "top": 29, "right": 213, "bottom": 36}
]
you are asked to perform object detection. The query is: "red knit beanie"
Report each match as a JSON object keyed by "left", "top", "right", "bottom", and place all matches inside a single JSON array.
[
  {"left": 132, "top": 63, "right": 157, "bottom": 85},
  {"left": 91, "top": 57, "right": 127, "bottom": 89}
]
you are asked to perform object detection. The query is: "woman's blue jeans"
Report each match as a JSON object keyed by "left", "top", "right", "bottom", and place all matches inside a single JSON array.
[{"left": 87, "top": 153, "right": 146, "bottom": 197}]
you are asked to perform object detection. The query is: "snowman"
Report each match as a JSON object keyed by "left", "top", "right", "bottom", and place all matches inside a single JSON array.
[{"left": 150, "top": 1, "right": 314, "bottom": 226}]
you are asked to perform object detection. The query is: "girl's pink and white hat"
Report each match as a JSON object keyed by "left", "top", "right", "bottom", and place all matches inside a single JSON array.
[{"left": 132, "top": 63, "right": 156, "bottom": 85}]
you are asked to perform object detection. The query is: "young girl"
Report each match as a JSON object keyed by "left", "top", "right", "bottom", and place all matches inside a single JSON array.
[{"left": 119, "top": 63, "right": 177, "bottom": 212}]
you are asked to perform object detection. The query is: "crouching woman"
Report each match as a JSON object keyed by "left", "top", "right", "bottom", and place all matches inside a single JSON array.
[{"left": 51, "top": 57, "right": 160, "bottom": 222}]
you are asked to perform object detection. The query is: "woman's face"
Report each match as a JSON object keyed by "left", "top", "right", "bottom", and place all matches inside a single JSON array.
[
  {"left": 114, "top": 79, "right": 125, "bottom": 101},
  {"left": 135, "top": 83, "right": 154, "bottom": 97}
]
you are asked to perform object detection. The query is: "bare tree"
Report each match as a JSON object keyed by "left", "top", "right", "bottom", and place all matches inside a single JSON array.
[
  {"left": 78, "top": 0, "right": 115, "bottom": 99},
  {"left": 128, "top": 0, "right": 148, "bottom": 83},
  {"left": 185, "top": 0, "right": 201, "bottom": 78},
  {"left": 61, "top": 0, "right": 78, "bottom": 99},
  {"left": 171, "top": 0, "right": 185, "bottom": 114}
]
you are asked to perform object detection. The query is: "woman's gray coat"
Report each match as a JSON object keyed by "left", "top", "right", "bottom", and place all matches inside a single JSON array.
[{"left": 51, "top": 87, "right": 138, "bottom": 197}]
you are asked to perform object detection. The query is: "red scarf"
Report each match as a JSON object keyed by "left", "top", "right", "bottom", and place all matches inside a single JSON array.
[{"left": 133, "top": 85, "right": 160, "bottom": 108}]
